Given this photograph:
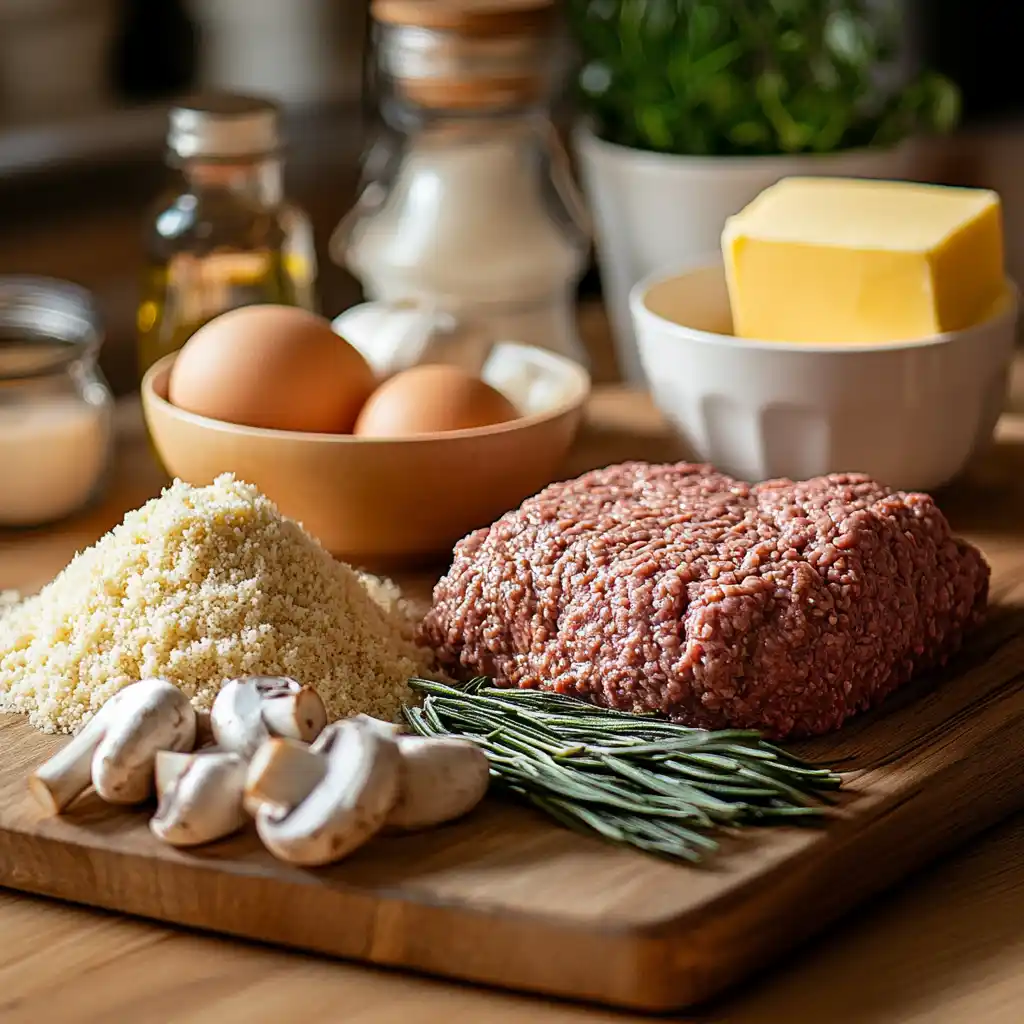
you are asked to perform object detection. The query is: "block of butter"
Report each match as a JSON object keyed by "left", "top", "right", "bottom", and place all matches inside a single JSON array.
[{"left": 722, "top": 177, "right": 1005, "bottom": 344}]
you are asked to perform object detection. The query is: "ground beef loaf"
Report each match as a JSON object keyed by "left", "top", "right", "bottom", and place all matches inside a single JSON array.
[{"left": 419, "top": 463, "right": 990, "bottom": 740}]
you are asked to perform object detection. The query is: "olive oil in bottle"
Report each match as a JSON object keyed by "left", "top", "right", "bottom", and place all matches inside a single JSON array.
[{"left": 137, "top": 94, "right": 317, "bottom": 377}]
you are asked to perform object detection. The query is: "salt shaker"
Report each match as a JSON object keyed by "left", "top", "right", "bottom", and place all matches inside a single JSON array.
[{"left": 331, "top": 0, "right": 591, "bottom": 367}]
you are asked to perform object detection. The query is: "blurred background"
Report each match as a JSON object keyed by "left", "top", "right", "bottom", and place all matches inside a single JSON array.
[{"left": 0, "top": 0, "right": 1015, "bottom": 396}]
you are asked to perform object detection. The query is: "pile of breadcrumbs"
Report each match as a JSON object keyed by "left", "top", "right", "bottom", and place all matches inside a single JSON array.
[{"left": 0, "top": 474, "right": 433, "bottom": 734}]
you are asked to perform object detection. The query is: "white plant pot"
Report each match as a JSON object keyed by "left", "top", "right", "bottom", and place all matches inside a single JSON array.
[
  {"left": 0, "top": 0, "right": 117, "bottom": 124},
  {"left": 189, "top": 0, "right": 366, "bottom": 106},
  {"left": 575, "top": 128, "right": 918, "bottom": 384}
]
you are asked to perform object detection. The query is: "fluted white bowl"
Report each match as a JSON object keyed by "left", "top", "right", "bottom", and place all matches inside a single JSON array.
[{"left": 630, "top": 260, "right": 1019, "bottom": 491}]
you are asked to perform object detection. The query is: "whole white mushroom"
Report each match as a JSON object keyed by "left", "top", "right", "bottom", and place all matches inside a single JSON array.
[
  {"left": 29, "top": 679, "right": 197, "bottom": 813},
  {"left": 211, "top": 676, "right": 327, "bottom": 759}
]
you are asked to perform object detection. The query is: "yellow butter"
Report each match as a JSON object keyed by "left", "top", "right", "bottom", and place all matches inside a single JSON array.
[{"left": 722, "top": 177, "right": 1005, "bottom": 344}]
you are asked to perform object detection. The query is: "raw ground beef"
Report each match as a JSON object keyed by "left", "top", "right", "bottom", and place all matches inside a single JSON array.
[{"left": 419, "top": 463, "right": 990, "bottom": 739}]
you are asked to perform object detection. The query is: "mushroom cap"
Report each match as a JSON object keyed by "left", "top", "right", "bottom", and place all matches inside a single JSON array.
[
  {"left": 210, "top": 678, "right": 275, "bottom": 758},
  {"left": 386, "top": 735, "right": 491, "bottom": 832},
  {"left": 344, "top": 714, "right": 404, "bottom": 740},
  {"left": 92, "top": 679, "right": 197, "bottom": 805},
  {"left": 150, "top": 751, "right": 248, "bottom": 848}
]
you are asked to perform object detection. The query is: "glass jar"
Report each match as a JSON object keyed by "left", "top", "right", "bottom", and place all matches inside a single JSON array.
[
  {"left": 0, "top": 278, "right": 114, "bottom": 528},
  {"left": 137, "top": 94, "right": 318, "bottom": 378},
  {"left": 331, "top": 0, "right": 591, "bottom": 368}
]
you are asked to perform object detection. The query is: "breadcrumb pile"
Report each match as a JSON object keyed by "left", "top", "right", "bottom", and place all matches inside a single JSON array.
[{"left": 0, "top": 474, "right": 432, "bottom": 734}]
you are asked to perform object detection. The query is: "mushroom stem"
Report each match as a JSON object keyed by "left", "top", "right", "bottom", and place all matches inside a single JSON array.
[
  {"left": 244, "top": 738, "right": 326, "bottom": 818},
  {"left": 261, "top": 685, "right": 328, "bottom": 744},
  {"left": 255, "top": 720, "right": 401, "bottom": 867},
  {"left": 28, "top": 693, "right": 128, "bottom": 814},
  {"left": 150, "top": 751, "right": 248, "bottom": 848}
]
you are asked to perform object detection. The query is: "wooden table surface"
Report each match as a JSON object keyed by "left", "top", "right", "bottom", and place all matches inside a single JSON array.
[{"left": 5, "top": 372, "right": 1024, "bottom": 1024}]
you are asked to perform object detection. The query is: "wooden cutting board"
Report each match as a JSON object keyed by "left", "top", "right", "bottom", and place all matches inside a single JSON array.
[{"left": 4, "top": 395, "right": 1024, "bottom": 1012}]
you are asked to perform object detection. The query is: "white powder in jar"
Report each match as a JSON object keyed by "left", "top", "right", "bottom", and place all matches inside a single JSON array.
[{"left": 0, "top": 397, "right": 111, "bottom": 526}]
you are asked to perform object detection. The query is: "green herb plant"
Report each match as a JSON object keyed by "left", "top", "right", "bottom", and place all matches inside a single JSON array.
[
  {"left": 568, "top": 0, "right": 960, "bottom": 157},
  {"left": 404, "top": 677, "right": 842, "bottom": 863}
]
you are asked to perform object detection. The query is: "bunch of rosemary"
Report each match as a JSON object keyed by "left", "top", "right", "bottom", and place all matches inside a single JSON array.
[{"left": 404, "top": 678, "right": 841, "bottom": 863}]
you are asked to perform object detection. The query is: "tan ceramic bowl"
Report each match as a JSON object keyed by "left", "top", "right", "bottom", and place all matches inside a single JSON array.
[{"left": 141, "top": 344, "right": 591, "bottom": 567}]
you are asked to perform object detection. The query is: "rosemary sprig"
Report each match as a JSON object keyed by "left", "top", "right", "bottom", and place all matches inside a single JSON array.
[{"left": 404, "top": 677, "right": 842, "bottom": 864}]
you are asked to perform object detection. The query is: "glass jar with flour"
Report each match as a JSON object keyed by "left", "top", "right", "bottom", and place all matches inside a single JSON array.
[
  {"left": 0, "top": 278, "right": 114, "bottom": 527},
  {"left": 332, "top": 0, "right": 590, "bottom": 368}
]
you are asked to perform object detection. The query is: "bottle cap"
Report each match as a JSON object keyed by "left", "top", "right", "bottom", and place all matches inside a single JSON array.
[
  {"left": 372, "top": 0, "right": 554, "bottom": 36},
  {"left": 371, "top": 0, "right": 558, "bottom": 111},
  {"left": 168, "top": 94, "right": 280, "bottom": 160}
]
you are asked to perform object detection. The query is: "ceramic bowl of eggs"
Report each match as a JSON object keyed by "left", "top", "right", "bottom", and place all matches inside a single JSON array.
[{"left": 141, "top": 305, "right": 591, "bottom": 565}]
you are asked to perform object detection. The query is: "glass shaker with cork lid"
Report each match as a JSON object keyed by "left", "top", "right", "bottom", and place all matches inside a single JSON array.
[
  {"left": 331, "top": 0, "right": 591, "bottom": 370},
  {"left": 137, "top": 94, "right": 318, "bottom": 378}
]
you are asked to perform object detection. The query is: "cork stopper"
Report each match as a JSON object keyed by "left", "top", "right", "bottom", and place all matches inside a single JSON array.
[
  {"left": 372, "top": 0, "right": 554, "bottom": 36},
  {"left": 372, "top": 0, "right": 557, "bottom": 111}
]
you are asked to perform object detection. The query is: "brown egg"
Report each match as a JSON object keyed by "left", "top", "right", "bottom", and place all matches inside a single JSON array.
[
  {"left": 354, "top": 364, "right": 519, "bottom": 438},
  {"left": 168, "top": 305, "right": 376, "bottom": 433}
]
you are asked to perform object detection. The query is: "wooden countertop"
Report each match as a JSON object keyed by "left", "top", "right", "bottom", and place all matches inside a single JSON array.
[{"left": 5, "top": 369, "right": 1024, "bottom": 1023}]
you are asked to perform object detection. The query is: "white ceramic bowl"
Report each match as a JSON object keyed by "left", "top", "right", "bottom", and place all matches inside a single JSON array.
[{"left": 629, "top": 261, "right": 1019, "bottom": 491}]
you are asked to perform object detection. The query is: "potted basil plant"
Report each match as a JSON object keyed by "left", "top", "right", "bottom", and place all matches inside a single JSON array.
[{"left": 568, "top": 0, "right": 961, "bottom": 383}]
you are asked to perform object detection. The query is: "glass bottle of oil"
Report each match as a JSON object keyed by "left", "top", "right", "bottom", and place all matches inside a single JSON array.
[{"left": 137, "top": 94, "right": 317, "bottom": 377}]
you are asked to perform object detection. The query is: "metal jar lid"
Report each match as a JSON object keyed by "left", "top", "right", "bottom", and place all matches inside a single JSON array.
[
  {"left": 0, "top": 277, "right": 102, "bottom": 381},
  {"left": 167, "top": 94, "right": 281, "bottom": 161}
]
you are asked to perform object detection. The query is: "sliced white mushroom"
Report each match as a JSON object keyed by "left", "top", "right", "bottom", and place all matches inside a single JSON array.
[
  {"left": 255, "top": 720, "right": 401, "bottom": 866},
  {"left": 150, "top": 751, "right": 248, "bottom": 848},
  {"left": 243, "top": 737, "right": 328, "bottom": 817},
  {"left": 210, "top": 676, "right": 327, "bottom": 759},
  {"left": 29, "top": 679, "right": 196, "bottom": 814},
  {"left": 386, "top": 736, "right": 491, "bottom": 832}
]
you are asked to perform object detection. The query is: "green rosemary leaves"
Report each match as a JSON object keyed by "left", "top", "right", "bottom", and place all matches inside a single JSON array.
[{"left": 404, "top": 677, "right": 842, "bottom": 863}]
